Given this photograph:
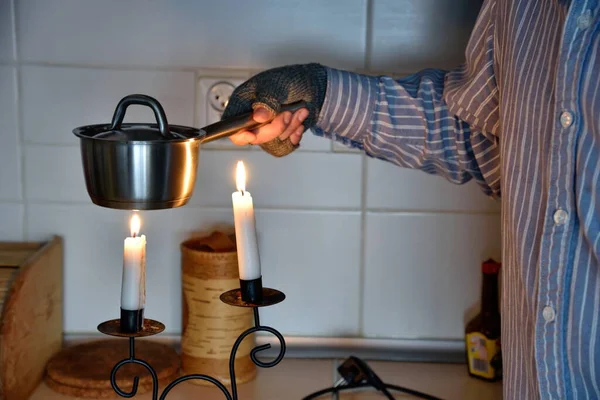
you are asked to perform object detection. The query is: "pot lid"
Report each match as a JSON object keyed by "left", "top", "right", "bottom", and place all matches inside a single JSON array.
[
  {"left": 74, "top": 123, "right": 202, "bottom": 142},
  {"left": 73, "top": 94, "right": 203, "bottom": 142}
]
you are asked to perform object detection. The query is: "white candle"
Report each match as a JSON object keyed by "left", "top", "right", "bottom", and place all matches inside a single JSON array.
[
  {"left": 121, "top": 214, "right": 146, "bottom": 311},
  {"left": 231, "top": 161, "right": 261, "bottom": 281}
]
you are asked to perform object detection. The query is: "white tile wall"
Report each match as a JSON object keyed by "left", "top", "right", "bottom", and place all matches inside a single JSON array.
[
  {"left": 369, "top": 0, "right": 482, "bottom": 71},
  {"left": 251, "top": 210, "right": 362, "bottom": 336},
  {"left": 190, "top": 150, "right": 363, "bottom": 209},
  {"left": 0, "top": 203, "right": 23, "bottom": 240},
  {"left": 0, "top": 66, "right": 21, "bottom": 201},
  {"left": 24, "top": 145, "right": 89, "bottom": 203},
  {"left": 2, "top": 0, "right": 498, "bottom": 343},
  {"left": 0, "top": 0, "right": 14, "bottom": 62},
  {"left": 21, "top": 66, "right": 195, "bottom": 145},
  {"left": 366, "top": 157, "right": 500, "bottom": 212},
  {"left": 17, "top": 0, "right": 367, "bottom": 70},
  {"left": 168, "top": 207, "right": 362, "bottom": 337},
  {"left": 290, "top": 128, "right": 333, "bottom": 152},
  {"left": 27, "top": 204, "right": 361, "bottom": 335},
  {"left": 363, "top": 212, "right": 501, "bottom": 339},
  {"left": 27, "top": 204, "right": 183, "bottom": 332},
  {"left": 23, "top": 144, "right": 363, "bottom": 208}
]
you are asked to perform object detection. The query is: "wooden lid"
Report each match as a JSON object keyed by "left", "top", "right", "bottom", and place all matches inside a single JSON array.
[{"left": 45, "top": 339, "right": 180, "bottom": 398}]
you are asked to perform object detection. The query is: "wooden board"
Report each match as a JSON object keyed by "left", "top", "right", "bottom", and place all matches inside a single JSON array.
[{"left": 0, "top": 236, "right": 63, "bottom": 400}]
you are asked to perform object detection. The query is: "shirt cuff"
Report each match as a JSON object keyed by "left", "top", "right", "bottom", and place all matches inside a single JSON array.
[{"left": 314, "top": 67, "right": 379, "bottom": 148}]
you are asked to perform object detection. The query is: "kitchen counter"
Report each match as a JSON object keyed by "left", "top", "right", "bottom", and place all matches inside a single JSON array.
[{"left": 30, "top": 358, "right": 502, "bottom": 399}]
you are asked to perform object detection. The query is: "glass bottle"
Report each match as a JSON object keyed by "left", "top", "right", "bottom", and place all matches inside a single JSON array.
[{"left": 465, "top": 259, "right": 502, "bottom": 381}]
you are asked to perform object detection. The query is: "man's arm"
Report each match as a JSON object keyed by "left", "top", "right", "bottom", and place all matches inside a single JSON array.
[{"left": 314, "top": 0, "right": 500, "bottom": 198}]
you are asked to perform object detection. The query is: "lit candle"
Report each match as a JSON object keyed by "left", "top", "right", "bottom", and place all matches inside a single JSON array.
[
  {"left": 231, "top": 161, "right": 261, "bottom": 281},
  {"left": 121, "top": 213, "right": 146, "bottom": 331}
]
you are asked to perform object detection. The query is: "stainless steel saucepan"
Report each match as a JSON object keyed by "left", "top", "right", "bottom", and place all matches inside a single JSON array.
[{"left": 73, "top": 94, "right": 305, "bottom": 210}]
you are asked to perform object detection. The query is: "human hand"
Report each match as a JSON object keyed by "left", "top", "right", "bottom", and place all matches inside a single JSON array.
[
  {"left": 222, "top": 63, "right": 328, "bottom": 157},
  {"left": 228, "top": 105, "right": 309, "bottom": 147}
]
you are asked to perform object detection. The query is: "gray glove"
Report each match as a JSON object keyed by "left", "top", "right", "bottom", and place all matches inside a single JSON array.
[{"left": 222, "top": 63, "right": 328, "bottom": 157}]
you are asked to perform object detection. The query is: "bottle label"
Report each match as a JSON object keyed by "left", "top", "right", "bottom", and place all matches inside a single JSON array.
[{"left": 466, "top": 332, "right": 501, "bottom": 380}]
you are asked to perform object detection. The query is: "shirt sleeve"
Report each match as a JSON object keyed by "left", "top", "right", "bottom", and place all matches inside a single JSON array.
[{"left": 313, "top": 0, "right": 500, "bottom": 198}]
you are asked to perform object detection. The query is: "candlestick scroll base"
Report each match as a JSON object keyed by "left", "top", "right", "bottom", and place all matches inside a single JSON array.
[{"left": 99, "top": 287, "right": 286, "bottom": 400}]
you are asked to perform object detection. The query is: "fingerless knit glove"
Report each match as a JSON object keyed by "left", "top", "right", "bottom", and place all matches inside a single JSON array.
[{"left": 222, "top": 63, "right": 328, "bottom": 157}]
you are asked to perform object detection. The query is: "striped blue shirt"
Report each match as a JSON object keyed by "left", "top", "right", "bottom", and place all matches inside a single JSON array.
[{"left": 313, "top": 0, "right": 600, "bottom": 398}]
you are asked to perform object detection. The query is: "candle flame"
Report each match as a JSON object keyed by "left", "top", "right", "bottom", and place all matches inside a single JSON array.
[
  {"left": 130, "top": 214, "right": 141, "bottom": 237},
  {"left": 236, "top": 161, "right": 246, "bottom": 192}
]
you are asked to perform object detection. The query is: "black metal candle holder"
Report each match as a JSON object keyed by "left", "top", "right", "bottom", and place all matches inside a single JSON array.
[{"left": 98, "top": 277, "right": 286, "bottom": 399}]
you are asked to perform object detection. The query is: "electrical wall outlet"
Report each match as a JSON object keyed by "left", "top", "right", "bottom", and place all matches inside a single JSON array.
[
  {"left": 197, "top": 76, "right": 247, "bottom": 149},
  {"left": 207, "top": 81, "right": 236, "bottom": 115}
]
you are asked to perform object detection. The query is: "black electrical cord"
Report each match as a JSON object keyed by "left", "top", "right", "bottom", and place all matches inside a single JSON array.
[
  {"left": 301, "top": 356, "right": 444, "bottom": 400},
  {"left": 302, "top": 382, "right": 443, "bottom": 400}
]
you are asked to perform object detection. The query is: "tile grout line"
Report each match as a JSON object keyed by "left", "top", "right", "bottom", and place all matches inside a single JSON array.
[
  {"left": 0, "top": 59, "right": 384, "bottom": 77},
  {"left": 9, "top": 0, "right": 16, "bottom": 62},
  {"left": 0, "top": 61, "right": 383, "bottom": 78},
  {"left": 364, "top": 0, "right": 374, "bottom": 71},
  {"left": 358, "top": 153, "right": 368, "bottom": 336},
  {"left": 365, "top": 208, "right": 501, "bottom": 215},
  {"left": 2, "top": 60, "right": 252, "bottom": 73},
  {"left": 17, "top": 140, "right": 345, "bottom": 154},
  {"left": 11, "top": 0, "right": 27, "bottom": 240},
  {"left": 21, "top": 200, "right": 363, "bottom": 213},
  {"left": 19, "top": 199, "right": 501, "bottom": 216},
  {"left": 357, "top": 7, "right": 373, "bottom": 342},
  {"left": 2, "top": 61, "right": 373, "bottom": 74},
  {"left": 192, "top": 70, "right": 200, "bottom": 128},
  {"left": 0, "top": 200, "right": 23, "bottom": 205}
]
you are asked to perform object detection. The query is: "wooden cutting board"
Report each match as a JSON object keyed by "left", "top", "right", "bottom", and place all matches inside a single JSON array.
[
  {"left": 45, "top": 339, "right": 180, "bottom": 398},
  {"left": 0, "top": 236, "right": 63, "bottom": 400}
]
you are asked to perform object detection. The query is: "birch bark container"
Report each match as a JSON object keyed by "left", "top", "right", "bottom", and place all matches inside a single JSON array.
[{"left": 180, "top": 231, "right": 256, "bottom": 385}]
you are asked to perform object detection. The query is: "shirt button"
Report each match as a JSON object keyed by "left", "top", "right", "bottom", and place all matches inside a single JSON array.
[
  {"left": 560, "top": 111, "right": 574, "bottom": 128},
  {"left": 577, "top": 11, "right": 592, "bottom": 30},
  {"left": 553, "top": 209, "right": 568, "bottom": 225},
  {"left": 543, "top": 306, "right": 556, "bottom": 322}
]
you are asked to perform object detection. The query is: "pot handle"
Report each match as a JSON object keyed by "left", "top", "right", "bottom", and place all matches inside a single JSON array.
[
  {"left": 110, "top": 94, "right": 172, "bottom": 137},
  {"left": 199, "top": 101, "right": 308, "bottom": 144}
]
